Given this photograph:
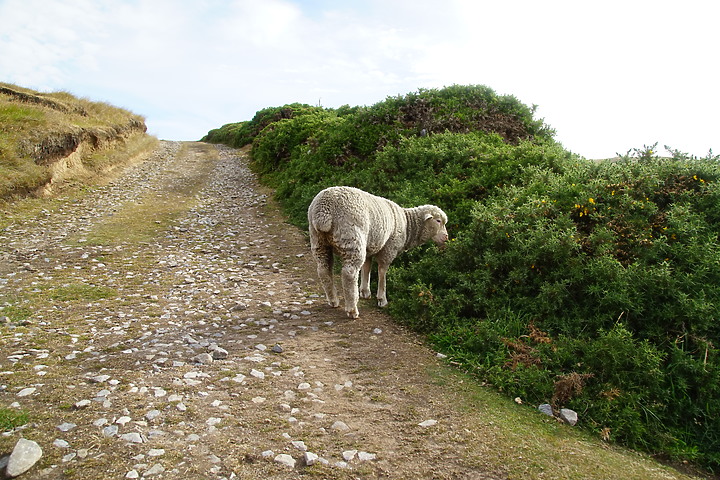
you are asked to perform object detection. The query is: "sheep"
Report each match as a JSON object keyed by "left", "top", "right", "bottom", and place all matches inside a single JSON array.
[{"left": 308, "top": 186, "right": 448, "bottom": 318}]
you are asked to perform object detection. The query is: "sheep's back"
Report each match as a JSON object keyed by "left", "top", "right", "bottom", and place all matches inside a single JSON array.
[{"left": 308, "top": 187, "right": 404, "bottom": 254}]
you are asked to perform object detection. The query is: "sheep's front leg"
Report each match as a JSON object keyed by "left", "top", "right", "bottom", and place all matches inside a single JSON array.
[
  {"left": 359, "top": 258, "right": 372, "bottom": 300},
  {"left": 376, "top": 262, "right": 390, "bottom": 307}
]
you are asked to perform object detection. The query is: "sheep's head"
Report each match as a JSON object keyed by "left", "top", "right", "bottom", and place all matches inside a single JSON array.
[{"left": 422, "top": 206, "right": 449, "bottom": 245}]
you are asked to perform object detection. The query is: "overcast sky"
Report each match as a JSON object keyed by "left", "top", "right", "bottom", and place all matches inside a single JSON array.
[{"left": 1, "top": 0, "right": 717, "bottom": 159}]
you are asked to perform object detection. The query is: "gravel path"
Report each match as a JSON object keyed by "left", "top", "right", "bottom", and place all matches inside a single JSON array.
[
  {"left": 0, "top": 142, "right": 507, "bottom": 479},
  {"left": 1, "top": 142, "right": 701, "bottom": 480}
]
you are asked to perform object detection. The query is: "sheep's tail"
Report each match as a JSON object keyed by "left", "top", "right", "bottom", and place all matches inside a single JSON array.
[{"left": 311, "top": 209, "right": 333, "bottom": 232}]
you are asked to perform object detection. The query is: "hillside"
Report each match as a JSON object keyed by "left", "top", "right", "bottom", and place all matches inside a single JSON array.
[
  {"left": 204, "top": 85, "right": 720, "bottom": 474},
  {"left": 0, "top": 83, "right": 154, "bottom": 200}
]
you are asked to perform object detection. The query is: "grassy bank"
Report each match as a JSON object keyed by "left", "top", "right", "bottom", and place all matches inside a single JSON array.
[{"left": 0, "top": 82, "right": 151, "bottom": 201}]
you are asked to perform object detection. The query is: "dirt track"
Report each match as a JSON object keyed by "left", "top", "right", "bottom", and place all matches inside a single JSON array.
[{"left": 0, "top": 142, "right": 701, "bottom": 479}]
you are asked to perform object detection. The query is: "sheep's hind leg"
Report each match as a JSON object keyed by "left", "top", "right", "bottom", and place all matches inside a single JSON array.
[
  {"left": 311, "top": 243, "right": 339, "bottom": 308},
  {"left": 341, "top": 250, "right": 365, "bottom": 319},
  {"left": 359, "top": 258, "right": 372, "bottom": 300}
]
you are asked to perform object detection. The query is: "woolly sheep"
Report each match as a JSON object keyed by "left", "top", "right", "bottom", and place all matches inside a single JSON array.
[{"left": 308, "top": 186, "right": 448, "bottom": 318}]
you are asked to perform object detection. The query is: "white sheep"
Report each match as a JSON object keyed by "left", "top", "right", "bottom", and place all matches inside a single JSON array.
[{"left": 308, "top": 186, "right": 448, "bottom": 318}]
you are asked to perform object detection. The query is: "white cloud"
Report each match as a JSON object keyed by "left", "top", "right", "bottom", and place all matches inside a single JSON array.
[{"left": 0, "top": 0, "right": 717, "bottom": 157}]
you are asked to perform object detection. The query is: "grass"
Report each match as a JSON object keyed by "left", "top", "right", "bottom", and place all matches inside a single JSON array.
[
  {"left": 44, "top": 283, "right": 118, "bottom": 302},
  {"left": 0, "top": 408, "right": 29, "bottom": 431},
  {"left": 426, "top": 362, "right": 700, "bottom": 480},
  {"left": 0, "top": 82, "right": 150, "bottom": 200}
]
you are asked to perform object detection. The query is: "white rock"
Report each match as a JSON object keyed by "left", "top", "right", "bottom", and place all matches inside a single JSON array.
[
  {"left": 291, "top": 440, "right": 307, "bottom": 451},
  {"left": 250, "top": 369, "right": 265, "bottom": 379},
  {"left": 148, "top": 448, "right": 165, "bottom": 457},
  {"left": 418, "top": 419, "right": 437, "bottom": 428},
  {"left": 74, "top": 399, "right": 91, "bottom": 409},
  {"left": 342, "top": 449, "right": 357, "bottom": 462},
  {"left": 538, "top": 404, "right": 554, "bottom": 417},
  {"left": 53, "top": 439, "right": 70, "bottom": 448},
  {"left": 57, "top": 422, "right": 77, "bottom": 432},
  {"left": 126, "top": 470, "right": 140, "bottom": 479},
  {"left": 560, "top": 408, "right": 578, "bottom": 426},
  {"left": 144, "top": 463, "right": 165, "bottom": 476},
  {"left": 261, "top": 450, "right": 274, "bottom": 458},
  {"left": 17, "top": 387, "right": 36, "bottom": 397},
  {"left": 119, "top": 432, "right": 144, "bottom": 443},
  {"left": 297, "top": 382, "right": 311, "bottom": 391},
  {"left": 192, "top": 353, "right": 214, "bottom": 365},
  {"left": 274, "top": 453, "right": 296, "bottom": 468},
  {"left": 116, "top": 416, "right": 132, "bottom": 425},
  {"left": 358, "top": 451, "right": 377, "bottom": 461},
  {"left": 304, "top": 451, "right": 319, "bottom": 466},
  {"left": 330, "top": 420, "right": 350, "bottom": 432},
  {"left": 243, "top": 354, "right": 265, "bottom": 363},
  {"left": 211, "top": 347, "right": 229, "bottom": 359},
  {"left": 145, "top": 410, "right": 161, "bottom": 421},
  {"left": 6, "top": 438, "right": 42, "bottom": 477}
]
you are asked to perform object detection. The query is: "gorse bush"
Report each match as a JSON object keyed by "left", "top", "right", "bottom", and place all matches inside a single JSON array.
[{"left": 205, "top": 84, "right": 720, "bottom": 471}]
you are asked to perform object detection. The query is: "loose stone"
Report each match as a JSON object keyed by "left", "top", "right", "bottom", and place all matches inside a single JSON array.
[
  {"left": 330, "top": 420, "right": 350, "bottom": 432},
  {"left": 560, "top": 408, "right": 578, "bottom": 426},
  {"left": 17, "top": 387, "right": 36, "bottom": 397},
  {"left": 358, "top": 451, "right": 377, "bottom": 461},
  {"left": 57, "top": 422, "right": 77, "bottom": 432},
  {"left": 6, "top": 438, "right": 43, "bottom": 477},
  {"left": 304, "top": 451, "right": 319, "bottom": 466},
  {"left": 538, "top": 404, "right": 554, "bottom": 417},
  {"left": 274, "top": 453, "right": 296, "bottom": 468},
  {"left": 119, "top": 432, "right": 144, "bottom": 443},
  {"left": 53, "top": 439, "right": 70, "bottom": 449},
  {"left": 144, "top": 463, "right": 165, "bottom": 476}
]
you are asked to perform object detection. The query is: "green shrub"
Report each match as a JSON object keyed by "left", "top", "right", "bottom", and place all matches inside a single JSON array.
[{"left": 205, "top": 84, "right": 720, "bottom": 471}]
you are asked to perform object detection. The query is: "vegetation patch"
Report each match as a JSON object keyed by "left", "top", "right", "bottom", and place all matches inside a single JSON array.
[
  {"left": 0, "top": 407, "right": 28, "bottom": 431},
  {"left": 44, "top": 283, "right": 118, "bottom": 302},
  {"left": 205, "top": 85, "right": 720, "bottom": 472}
]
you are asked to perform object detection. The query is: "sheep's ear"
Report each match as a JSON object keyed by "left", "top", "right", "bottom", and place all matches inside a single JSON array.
[{"left": 424, "top": 212, "right": 434, "bottom": 221}]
